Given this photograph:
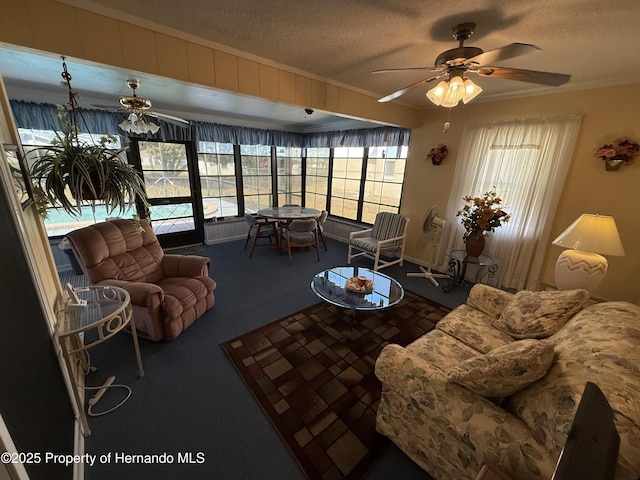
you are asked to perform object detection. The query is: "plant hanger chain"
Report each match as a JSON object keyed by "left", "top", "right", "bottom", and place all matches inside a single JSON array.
[{"left": 59, "top": 56, "right": 92, "bottom": 143}]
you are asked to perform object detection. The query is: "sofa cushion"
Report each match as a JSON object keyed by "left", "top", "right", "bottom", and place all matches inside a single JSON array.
[
  {"left": 447, "top": 339, "right": 554, "bottom": 397},
  {"left": 437, "top": 304, "right": 514, "bottom": 354},
  {"left": 493, "top": 289, "right": 590, "bottom": 339},
  {"left": 406, "top": 329, "right": 480, "bottom": 374},
  {"left": 465, "top": 283, "right": 515, "bottom": 319}
]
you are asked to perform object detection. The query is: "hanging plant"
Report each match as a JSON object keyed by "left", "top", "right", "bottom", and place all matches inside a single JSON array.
[{"left": 27, "top": 58, "right": 148, "bottom": 218}]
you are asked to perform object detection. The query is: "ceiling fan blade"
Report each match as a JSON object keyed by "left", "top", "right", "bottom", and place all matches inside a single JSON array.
[
  {"left": 147, "top": 111, "right": 190, "bottom": 126},
  {"left": 377, "top": 75, "right": 441, "bottom": 103},
  {"left": 372, "top": 66, "right": 441, "bottom": 74},
  {"left": 464, "top": 43, "right": 540, "bottom": 66},
  {"left": 477, "top": 66, "right": 570, "bottom": 86}
]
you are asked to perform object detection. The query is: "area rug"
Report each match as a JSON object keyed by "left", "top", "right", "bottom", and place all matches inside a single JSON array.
[{"left": 221, "top": 290, "right": 450, "bottom": 479}]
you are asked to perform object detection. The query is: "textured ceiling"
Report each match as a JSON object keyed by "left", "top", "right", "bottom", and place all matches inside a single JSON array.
[
  {"left": 73, "top": 0, "right": 640, "bottom": 103},
  {"left": 2, "top": 0, "right": 640, "bottom": 131}
]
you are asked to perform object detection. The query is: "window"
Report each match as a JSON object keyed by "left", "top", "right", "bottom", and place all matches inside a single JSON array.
[
  {"left": 304, "top": 147, "right": 329, "bottom": 210},
  {"left": 241, "top": 144, "right": 272, "bottom": 212},
  {"left": 137, "top": 140, "right": 195, "bottom": 235},
  {"left": 440, "top": 117, "right": 581, "bottom": 290},
  {"left": 362, "top": 145, "right": 407, "bottom": 224},
  {"left": 330, "top": 147, "right": 364, "bottom": 221},
  {"left": 328, "top": 145, "right": 407, "bottom": 223},
  {"left": 276, "top": 146, "right": 302, "bottom": 206},
  {"left": 198, "top": 141, "right": 238, "bottom": 218},
  {"left": 19, "top": 124, "right": 409, "bottom": 235}
]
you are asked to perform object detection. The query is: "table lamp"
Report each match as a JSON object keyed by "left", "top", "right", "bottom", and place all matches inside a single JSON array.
[{"left": 552, "top": 214, "right": 625, "bottom": 291}]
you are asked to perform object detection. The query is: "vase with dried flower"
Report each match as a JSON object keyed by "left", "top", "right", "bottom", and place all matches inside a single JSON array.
[{"left": 457, "top": 188, "right": 510, "bottom": 257}]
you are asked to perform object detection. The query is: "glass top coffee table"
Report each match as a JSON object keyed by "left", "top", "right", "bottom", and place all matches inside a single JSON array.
[{"left": 311, "top": 266, "right": 404, "bottom": 311}]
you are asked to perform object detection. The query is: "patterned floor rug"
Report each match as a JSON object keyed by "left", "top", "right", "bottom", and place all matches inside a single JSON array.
[{"left": 221, "top": 290, "right": 451, "bottom": 479}]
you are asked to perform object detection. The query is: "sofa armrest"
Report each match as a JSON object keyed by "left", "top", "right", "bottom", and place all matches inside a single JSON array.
[
  {"left": 466, "top": 284, "right": 514, "bottom": 319},
  {"left": 96, "top": 279, "right": 164, "bottom": 307},
  {"left": 161, "top": 254, "right": 211, "bottom": 278},
  {"left": 375, "top": 344, "right": 556, "bottom": 480}
]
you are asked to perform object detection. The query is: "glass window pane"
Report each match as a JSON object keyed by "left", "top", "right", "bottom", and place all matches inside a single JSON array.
[
  {"left": 149, "top": 202, "right": 195, "bottom": 234},
  {"left": 305, "top": 147, "right": 329, "bottom": 211},
  {"left": 198, "top": 142, "right": 237, "bottom": 221},
  {"left": 305, "top": 194, "right": 326, "bottom": 211},
  {"left": 331, "top": 178, "right": 346, "bottom": 198},
  {"left": 244, "top": 194, "right": 272, "bottom": 213},
  {"left": 241, "top": 144, "right": 272, "bottom": 211},
  {"left": 359, "top": 145, "right": 407, "bottom": 223},
  {"left": 276, "top": 146, "right": 301, "bottom": 206},
  {"left": 139, "top": 141, "right": 188, "bottom": 171}
]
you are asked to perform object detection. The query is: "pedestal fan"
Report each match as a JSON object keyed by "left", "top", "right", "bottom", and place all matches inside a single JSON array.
[{"left": 407, "top": 205, "right": 449, "bottom": 286}]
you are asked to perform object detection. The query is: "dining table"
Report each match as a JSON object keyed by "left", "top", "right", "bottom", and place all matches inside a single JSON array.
[
  {"left": 256, "top": 206, "right": 322, "bottom": 255},
  {"left": 257, "top": 206, "right": 321, "bottom": 221}
]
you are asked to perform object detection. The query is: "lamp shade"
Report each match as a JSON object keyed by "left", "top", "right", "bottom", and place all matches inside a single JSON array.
[
  {"left": 552, "top": 214, "right": 625, "bottom": 256},
  {"left": 552, "top": 214, "right": 624, "bottom": 291}
]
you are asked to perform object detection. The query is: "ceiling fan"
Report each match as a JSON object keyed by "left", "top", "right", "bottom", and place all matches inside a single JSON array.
[
  {"left": 374, "top": 22, "right": 571, "bottom": 105},
  {"left": 93, "top": 79, "right": 190, "bottom": 133}
]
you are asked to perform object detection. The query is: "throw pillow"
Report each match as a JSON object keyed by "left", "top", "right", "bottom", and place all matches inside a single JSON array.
[
  {"left": 493, "top": 289, "right": 590, "bottom": 339},
  {"left": 447, "top": 339, "right": 554, "bottom": 397}
]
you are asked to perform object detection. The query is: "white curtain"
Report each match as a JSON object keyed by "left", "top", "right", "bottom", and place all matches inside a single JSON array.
[{"left": 438, "top": 116, "right": 582, "bottom": 291}]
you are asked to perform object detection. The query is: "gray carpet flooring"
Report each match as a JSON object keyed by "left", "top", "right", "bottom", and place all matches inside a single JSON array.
[{"left": 68, "top": 238, "right": 471, "bottom": 479}]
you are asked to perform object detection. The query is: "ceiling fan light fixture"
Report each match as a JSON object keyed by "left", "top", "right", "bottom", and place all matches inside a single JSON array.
[
  {"left": 142, "top": 119, "right": 160, "bottom": 134},
  {"left": 119, "top": 114, "right": 159, "bottom": 134},
  {"left": 426, "top": 80, "right": 448, "bottom": 105},
  {"left": 441, "top": 75, "right": 464, "bottom": 107},
  {"left": 426, "top": 75, "right": 482, "bottom": 107},
  {"left": 462, "top": 78, "right": 483, "bottom": 104}
]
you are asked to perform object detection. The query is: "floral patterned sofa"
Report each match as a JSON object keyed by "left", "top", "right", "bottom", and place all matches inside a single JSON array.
[{"left": 375, "top": 284, "right": 640, "bottom": 480}]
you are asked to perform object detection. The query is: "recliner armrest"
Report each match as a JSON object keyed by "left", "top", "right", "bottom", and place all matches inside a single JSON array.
[
  {"left": 96, "top": 280, "right": 164, "bottom": 306},
  {"left": 161, "top": 254, "right": 211, "bottom": 278}
]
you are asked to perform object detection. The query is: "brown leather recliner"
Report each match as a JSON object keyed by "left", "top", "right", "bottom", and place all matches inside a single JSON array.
[{"left": 66, "top": 218, "right": 216, "bottom": 341}]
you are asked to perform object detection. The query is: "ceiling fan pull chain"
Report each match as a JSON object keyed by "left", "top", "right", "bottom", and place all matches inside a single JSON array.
[{"left": 443, "top": 108, "right": 452, "bottom": 133}]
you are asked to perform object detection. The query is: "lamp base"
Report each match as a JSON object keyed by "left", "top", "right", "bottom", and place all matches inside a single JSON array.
[{"left": 554, "top": 250, "right": 608, "bottom": 291}]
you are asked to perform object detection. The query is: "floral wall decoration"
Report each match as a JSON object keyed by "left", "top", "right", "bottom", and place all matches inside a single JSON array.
[
  {"left": 595, "top": 137, "right": 639, "bottom": 171},
  {"left": 427, "top": 144, "right": 448, "bottom": 165}
]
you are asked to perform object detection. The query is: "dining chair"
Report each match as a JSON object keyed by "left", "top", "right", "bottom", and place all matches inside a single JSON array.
[
  {"left": 277, "top": 204, "right": 301, "bottom": 236},
  {"left": 347, "top": 212, "right": 409, "bottom": 271},
  {"left": 244, "top": 214, "right": 279, "bottom": 257},
  {"left": 281, "top": 218, "right": 320, "bottom": 265},
  {"left": 316, "top": 210, "right": 329, "bottom": 251}
]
